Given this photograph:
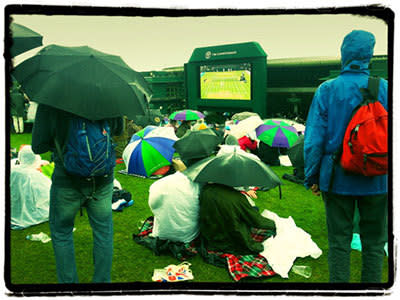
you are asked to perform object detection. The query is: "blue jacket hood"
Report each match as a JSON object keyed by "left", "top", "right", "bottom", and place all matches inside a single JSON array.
[{"left": 340, "top": 30, "right": 375, "bottom": 71}]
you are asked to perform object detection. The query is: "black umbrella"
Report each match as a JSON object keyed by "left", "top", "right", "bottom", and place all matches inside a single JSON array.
[
  {"left": 12, "top": 44, "right": 152, "bottom": 120},
  {"left": 9, "top": 23, "right": 43, "bottom": 58},
  {"left": 183, "top": 146, "right": 282, "bottom": 191},
  {"left": 173, "top": 128, "right": 222, "bottom": 161},
  {"left": 287, "top": 134, "right": 304, "bottom": 168}
]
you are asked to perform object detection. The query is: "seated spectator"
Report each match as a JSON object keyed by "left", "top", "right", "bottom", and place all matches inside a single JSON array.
[
  {"left": 164, "top": 119, "right": 178, "bottom": 131},
  {"left": 176, "top": 120, "right": 193, "bottom": 138},
  {"left": 238, "top": 134, "right": 258, "bottom": 154},
  {"left": 257, "top": 141, "right": 280, "bottom": 166},
  {"left": 10, "top": 145, "right": 51, "bottom": 229},
  {"left": 199, "top": 183, "right": 276, "bottom": 254},
  {"left": 148, "top": 160, "right": 202, "bottom": 243}
]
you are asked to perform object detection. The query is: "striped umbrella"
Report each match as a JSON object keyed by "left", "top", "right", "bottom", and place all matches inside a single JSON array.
[
  {"left": 256, "top": 120, "right": 299, "bottom": 148},
  {"left": 122, "top": 126, "right": 178, "bottom": 177},
  {"left": 169, "top": 109, "right": 205, "bottom": 121}
]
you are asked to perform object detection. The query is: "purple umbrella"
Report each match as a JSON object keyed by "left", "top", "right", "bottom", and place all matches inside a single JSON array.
[
  {"left": 169, "top": 109, "right": 205, "bottom": 121},
  {"left": 256, "top": 120, "right": 299, "bottom": 148}
]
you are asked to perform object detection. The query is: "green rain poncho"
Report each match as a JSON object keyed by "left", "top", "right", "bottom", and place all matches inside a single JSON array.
[{"left": 199, "top": 183, "right": 276, "bottom": 255}]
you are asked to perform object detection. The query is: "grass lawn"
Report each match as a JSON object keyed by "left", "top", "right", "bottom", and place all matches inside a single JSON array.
[{"left": 8, "top": 132, "right": 390, "bottom": 288}]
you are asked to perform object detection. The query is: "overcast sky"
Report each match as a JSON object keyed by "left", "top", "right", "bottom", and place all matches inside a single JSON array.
[{"left": 10, "top": 11, "right": 388, "bottom": 72}]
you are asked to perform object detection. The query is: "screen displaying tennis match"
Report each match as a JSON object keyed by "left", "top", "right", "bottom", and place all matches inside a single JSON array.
[{"left": 200, "top": 63, "right": 251, "bottom": 100}]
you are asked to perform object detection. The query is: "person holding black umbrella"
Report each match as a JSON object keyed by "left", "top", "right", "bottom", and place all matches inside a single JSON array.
[
  {"left": 15, "top": 45, "right": 153, "bottom": 284},
  {"left": 32, "top": 104, "right": 123, "bottom": 283},
  {"left": 199, "top": 182, "right": 276, "bottom": 255},
  {"left": 183, "top": 146, "right": 280, "bottom": 254}
]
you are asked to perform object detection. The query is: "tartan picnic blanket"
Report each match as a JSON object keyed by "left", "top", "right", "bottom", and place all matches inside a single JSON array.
[{"left": 133, "top": 216, "right": 276, "bottom": 281}]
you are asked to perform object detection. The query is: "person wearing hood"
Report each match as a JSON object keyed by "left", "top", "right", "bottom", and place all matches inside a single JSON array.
[{"left": 304, "top": 30, "right": 388, "bottom": 283}]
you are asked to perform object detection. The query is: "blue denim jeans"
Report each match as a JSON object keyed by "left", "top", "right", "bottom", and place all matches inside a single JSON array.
[{"left": 49, "top": 179, "right": 113, "bottom": 283}]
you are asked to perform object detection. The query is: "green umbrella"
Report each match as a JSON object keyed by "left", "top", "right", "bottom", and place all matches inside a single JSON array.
[
  {"left": 256, "top": 120, "right": 299, "bottom": 148},
  {"left": 183, "top": 146, "right": 282, "bottom": 190},
  {"left": 169, "top": 109, "right": 205, "bottom": 121},
  {"left": 12, "top": 44, "right": 152, "bottom": 120},
  {"left": 9, "top": 23, "right": 43, "bottom": 57}
]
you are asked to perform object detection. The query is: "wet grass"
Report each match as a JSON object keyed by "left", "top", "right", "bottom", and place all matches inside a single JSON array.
[{"left": 8, "top": 133, "right": 390, "bottom": 289}]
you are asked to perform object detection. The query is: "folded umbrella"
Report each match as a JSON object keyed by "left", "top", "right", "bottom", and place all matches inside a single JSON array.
[
  {"left": 12, "top": 44, "right": 152, "bottom": 120},
  {"left": 183, "top": 145, "right": 282, "bottom": 190},
  {"left": 173, "top": 128, "right": 222, "bottom": 161},
  {"left": 169, "top": 109, "right": 205, "bottom": 121},
  {"left": 9, "top": 23, "right": 43, "bottom": 57},
  {"left": 256, "top": 120, "right": 298, "bottom": 148},
  {"left": 122, "top": 126, "right": 177, "bottom": 177}
]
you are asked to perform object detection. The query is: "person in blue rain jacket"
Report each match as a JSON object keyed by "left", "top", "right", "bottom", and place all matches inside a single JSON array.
[{"left": 304, "top": 30, "right": 388, "bottom": 283}]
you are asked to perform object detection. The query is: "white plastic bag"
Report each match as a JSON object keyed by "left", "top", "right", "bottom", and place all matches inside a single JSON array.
[
  {"left": 26, "top": 232, "right": 51, "bottom": 243},
  {"left": 260, "top": 209, "right": 322, "bottom": 278}
]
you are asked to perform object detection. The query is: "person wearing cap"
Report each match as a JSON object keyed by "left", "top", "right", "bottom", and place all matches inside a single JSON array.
[{"left": 304, "top": 30, "right": 388, "bottom": 283}]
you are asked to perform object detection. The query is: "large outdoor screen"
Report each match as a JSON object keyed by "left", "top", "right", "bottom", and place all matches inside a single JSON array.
[{"left": 200, "top": 62, "right": 251, "bottom": 100}]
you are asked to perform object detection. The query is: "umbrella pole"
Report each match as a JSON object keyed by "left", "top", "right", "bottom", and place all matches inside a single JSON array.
[{"left": 279, "top": 185, "right": 282, "bottom": 199}]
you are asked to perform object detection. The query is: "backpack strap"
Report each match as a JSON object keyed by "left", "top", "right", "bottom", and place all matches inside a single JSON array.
[
  {"left": 54, "top": 137, "right": 65, "bottom": 166},
  {"left": 54, "top": 117, "right": 76, "bottom": 167},
  {"left": 328, "top": 76, "right": 380, "bottom": 192},
  {"left": 359, "top": 77, "right": 380, "bottom": 106}
]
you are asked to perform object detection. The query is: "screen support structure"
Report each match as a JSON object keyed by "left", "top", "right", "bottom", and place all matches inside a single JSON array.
[{"left": 185, "top": 42, "right": 267, "bottom": 118}]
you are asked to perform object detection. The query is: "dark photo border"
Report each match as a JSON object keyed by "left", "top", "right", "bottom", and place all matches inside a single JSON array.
[{"left": 4, "top": 4, "right": 395, "bottom": 296}]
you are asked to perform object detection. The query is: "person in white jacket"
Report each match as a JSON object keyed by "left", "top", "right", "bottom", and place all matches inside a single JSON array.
[{"left": 148, "top": 170, "right": 202, "bottom": 243}]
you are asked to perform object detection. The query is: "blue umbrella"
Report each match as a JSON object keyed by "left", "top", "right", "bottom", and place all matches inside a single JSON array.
[{"left": 122, "top": 126, "right": 177, "bottom": 177}]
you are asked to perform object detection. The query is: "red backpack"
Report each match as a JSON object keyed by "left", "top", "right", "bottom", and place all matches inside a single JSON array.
[{"left": 339, "top": 77, "right": 388, "bottom": 176}]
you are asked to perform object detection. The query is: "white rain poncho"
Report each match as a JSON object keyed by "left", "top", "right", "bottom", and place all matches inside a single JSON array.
[
  {"left": 148, "top": 171, "right": 201, "bottom": 243},
  {"left": 260, "top": 209, "right": 322, "bottom": 278},
  {"left": 10, "top": 145, "right": 51, "bottom": 230}
]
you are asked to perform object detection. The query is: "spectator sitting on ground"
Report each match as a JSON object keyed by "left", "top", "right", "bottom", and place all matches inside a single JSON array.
[
  {"left": 238, "top": 134, "right": 258, "bottom": 155},
  {"left": 257, "top": 141, "right": 280, "bottom": 166},
  {"left": 10, "top": 145, "right": 52, "bottom": 230},
  {"left": 199, "top": 183, "right": 276, "bottom": 254},
  {"left": 148, "top": 157, "right": 204, "bottom": 243},
  {"left": 165, "top": 119, "right": 178, "bottom": 132},
  {"left": 176, "top": 120, "right": 193, "bottom": 138}
]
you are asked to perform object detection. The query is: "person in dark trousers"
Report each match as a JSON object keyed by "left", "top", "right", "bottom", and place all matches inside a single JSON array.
[
  {"left": 10, "top": 80, "right": 28, "bottom": 134},
  {"left": 304, "top": 30, "right": 388, "bottom": 283},
  {"left": 32, "top": 104, "right": 123, "bottom": 283}
]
